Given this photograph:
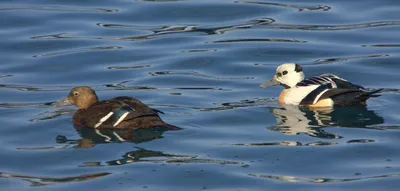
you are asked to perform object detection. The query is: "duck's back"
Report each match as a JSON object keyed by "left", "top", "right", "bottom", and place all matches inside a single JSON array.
[
  {"left": 286, "top": 74, "right": 382, "bottom": 106},
  {"left": 72, "top": 96, "right": 177, "bottom": 129}
]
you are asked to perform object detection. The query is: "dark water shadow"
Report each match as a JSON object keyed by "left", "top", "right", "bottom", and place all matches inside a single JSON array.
[
  {"left": 15, "top": 127, "right": 174, "bottom": 150},
  {"left": 0, "top": 171, "right": 110, "bottom": 187},
  {"left": 55, "top": 129, "right": 243, "bottom": 167},
  {"left": 52, "top": 128, "right": 244, "bottom": 167},
  {"left": 56, "top": 127, "right": 172, "bottom": 149},
  {"left": 85, "top": 147, "right": 245, "bottom": 167},
  {"left": 363, "top": 44, "right": 400, "bottom": 48},
  {"left": 267, "top": 105, "right": 385, "bottom": 139}
]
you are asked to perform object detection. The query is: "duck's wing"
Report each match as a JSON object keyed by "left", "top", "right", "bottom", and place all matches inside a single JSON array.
[
  {"left": 297, "top": 74, "right": 381, "bottom": 106},
  {"left": 79, "top": 97, "right": 160, "bottom": 128},
  {"left": 320, "top": 88, "right": 383, "bottom": 106},
  {"left": 297, "top": 74, "right": 364, "bottom": 90},
  {"left": 298, "top": 82, "right": 335, "bottom": 105}
]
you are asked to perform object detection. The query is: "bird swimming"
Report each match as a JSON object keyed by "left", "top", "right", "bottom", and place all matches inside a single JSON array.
[
  {"left": 260, "top": 63, "right": 383, "bottom": 107},
  {"left": 55, "top": 86, "right": 180, "bottom": 130}
]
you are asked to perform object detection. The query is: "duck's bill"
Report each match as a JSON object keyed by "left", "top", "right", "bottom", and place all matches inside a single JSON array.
[
  {"left": 52, "top": 97, "right": 72, "bottom": 107},
  {"left": 260, "top": 77, "right": 280, "bottom": 88}
]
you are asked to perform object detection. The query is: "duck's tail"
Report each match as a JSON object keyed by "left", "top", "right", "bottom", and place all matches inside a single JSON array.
[
  {"left": 329, "top": 88, "right": 383, "bottom": 106},
  {"left": 161, "top": 123, "right": 182, "bottom": 131},
  {"left": 357, "top": 88, "right": 384, "bottom": 102},
  {"left": 144, "top": 116, "right": 182, "bottom": 131}
]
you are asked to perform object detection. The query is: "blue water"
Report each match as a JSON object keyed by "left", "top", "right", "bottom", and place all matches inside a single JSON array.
[{"left": 1, "top": 0, "right": 400, "bottom": 190}]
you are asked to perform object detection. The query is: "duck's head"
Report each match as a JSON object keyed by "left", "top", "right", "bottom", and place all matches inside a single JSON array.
[
  {"left": 56, "top": 86, "right": 99, "bottom": 109},
  {"left": 260, "top": 63, "right": 305, "bottom": 89}
]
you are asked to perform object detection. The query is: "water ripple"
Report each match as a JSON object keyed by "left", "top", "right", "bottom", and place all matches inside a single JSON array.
[
  {"left": 0, "top": 171, "right": 110, "bottom": 186},
  {"left": 149, "top": 70, "right": 253, "bottom": 80},
  {"left": 232, "top": 141, "right": 338, "bottom": 147},
  {"left": 137, "top": 0, "right": 186, "bottom": 2},
  {"left": 31, "top": 20, "right": 400, "bottom": 44},
  {"left": 0, "top": 84, "right": 70, "bottom": 92},
  {"left": 314, "top": 54, "right": 390, "bottom": 64},
  {"left": 33, "top": 46, "right": 122, "bottom": 58},
  {"left": 212, "top": 38, "right": 306, "bottom": 43},
  {"left": 363, "top": 44, "right": 400, "bottom": 48},
  {"left": 31, "top": 33, "right": 76, "bottom": 40},
  {"left": 147, "top": 98, "right": 275, "bottom": 113},
  {"left": 92, "top": 18, "right": 274, "bottom": 39},
  {"left": 237, "top": 1, "right": 331, "bottom": 12},
  {"left": 347, "top": 139, "right": 375, "bottom": 144},
  {"left": 181, "top": 49, "right": 217, "bottom": 53},
  {"left": 267, "top": 21, "right": 400, "bottom": 31},
  {"left": 104, "top": 149, "right": 244, "bottom": 166},
  {"left": 107, "top": 65, "right": 151, "bottom": 70},
  {"left": 0, "top": 6, "right": 118, "bottom": 13},
  {"left": 0, "top": 102, "right": 54, "bottom": 109},
  {"left": 249, "top": 173, "right": 400, "bottom": 183},
  {"left": 0, "top": 74, "right": 13, "bottom": 79}
]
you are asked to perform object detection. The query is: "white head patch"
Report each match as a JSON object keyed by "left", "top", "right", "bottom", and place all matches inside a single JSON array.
[{"left": 275, "top": 63, "right": 305, "bottom": 88}]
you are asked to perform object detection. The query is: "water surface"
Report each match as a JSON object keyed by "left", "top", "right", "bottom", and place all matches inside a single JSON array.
[{"left": 1, "top": 0, "right": 400, "bottom": 190}]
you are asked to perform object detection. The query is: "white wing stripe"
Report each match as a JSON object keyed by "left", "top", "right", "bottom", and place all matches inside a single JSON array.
[
  {"left": 113, "top": 112, "right": 129, "bottom": 127},
  {"left": 297, "top": 74, "right": 342, "bottom": 87},
  {"left": 313, "top": 89, "right": 330, "bottom": 104},
  {"left": 94, "top": 112, "right": 114, "bottom": 128}
]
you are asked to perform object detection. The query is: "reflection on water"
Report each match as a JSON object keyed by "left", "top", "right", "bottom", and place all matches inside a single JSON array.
[
  {"left": 57, "top": 127, "right": 172, "bottom": 148},
  {"left": 102, "top": 148, "right": 244, "bottom": 166},
  {"left": 233, "top": 141, "right": 337, "bottom": 147},
  {"left": 56, "top": 128, "right": 244, "bottom": 166},
  {"left": 0, "top": 171, "right": 110, "bottom": 187},
  {"left": 16, "top": 128, "right": 169, "bottom": 150},
  {"left": 268, "top": 105, "right": 384, "bottom": 139}
]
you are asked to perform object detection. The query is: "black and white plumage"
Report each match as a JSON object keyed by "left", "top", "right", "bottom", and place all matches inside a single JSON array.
[
  {"left": 260, "top": 63, "right": 383, "bottom": 107},
  {"left": 296, "top": 74, "right": 363, "bottom": 89},
  {"left": 296, "top": 74, "right": 380, "bottom": 106}
]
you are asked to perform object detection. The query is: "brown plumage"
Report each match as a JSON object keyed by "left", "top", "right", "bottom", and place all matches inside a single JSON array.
[{"left": 59, "top": 86, "right": 180, "bottom": 130}]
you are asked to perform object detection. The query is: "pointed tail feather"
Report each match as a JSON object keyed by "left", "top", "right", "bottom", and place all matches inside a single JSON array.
[
  {"left": 329, "top": 88, "right": 383, "bottom": 106},
  {"left": 357, "top": 88, "right": 383, "bottom": 101},
  {"left": 147, "top": 117, "right": 182, "bottom": 131},
  {"left": 162, "top": 123, "right": 182, "bottom": 131},
  {"left": 151, "top": 122, "right": 182, "bottom": 131}
]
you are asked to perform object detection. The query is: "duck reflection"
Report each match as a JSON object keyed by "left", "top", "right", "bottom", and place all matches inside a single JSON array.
[
  {"left": 268, "top": 105, "right": 384, "bottom": 139},
  {"left": 105, "top": 148, "right": 182, "bottom": 166},
  {"left": 79, "top": 147, "right": 243, "bottom": 167},
  {"left": 57, "top": 127, "right": 173, "bottom": 149}
]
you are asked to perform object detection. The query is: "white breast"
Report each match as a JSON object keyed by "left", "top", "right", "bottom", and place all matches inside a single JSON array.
[{"left": 283, "top": 85, "right": 319, "bottom": 105}]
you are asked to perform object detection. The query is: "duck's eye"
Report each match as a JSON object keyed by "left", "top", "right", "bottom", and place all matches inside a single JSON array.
[
  {"left": 73, "top": 92, "right": 79, "bottom": 96},
  {"left": 282, "top": 71, "right": 288, "bottom": 75},
  {"left": 276, "top": 73, "right": 282, "bottom": 77}
]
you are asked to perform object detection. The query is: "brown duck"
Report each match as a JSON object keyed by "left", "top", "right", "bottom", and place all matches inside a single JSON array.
[{"left": 57, "top": 86, "right": 180, "bottom": 130}]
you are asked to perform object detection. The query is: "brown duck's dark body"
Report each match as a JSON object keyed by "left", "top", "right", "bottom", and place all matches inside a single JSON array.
[
  {"left": 73, "top": 112, "right": 178, "bottom": 130},
  {"left": 71, "top": 96, "right": 180, "bottom": 130}
]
